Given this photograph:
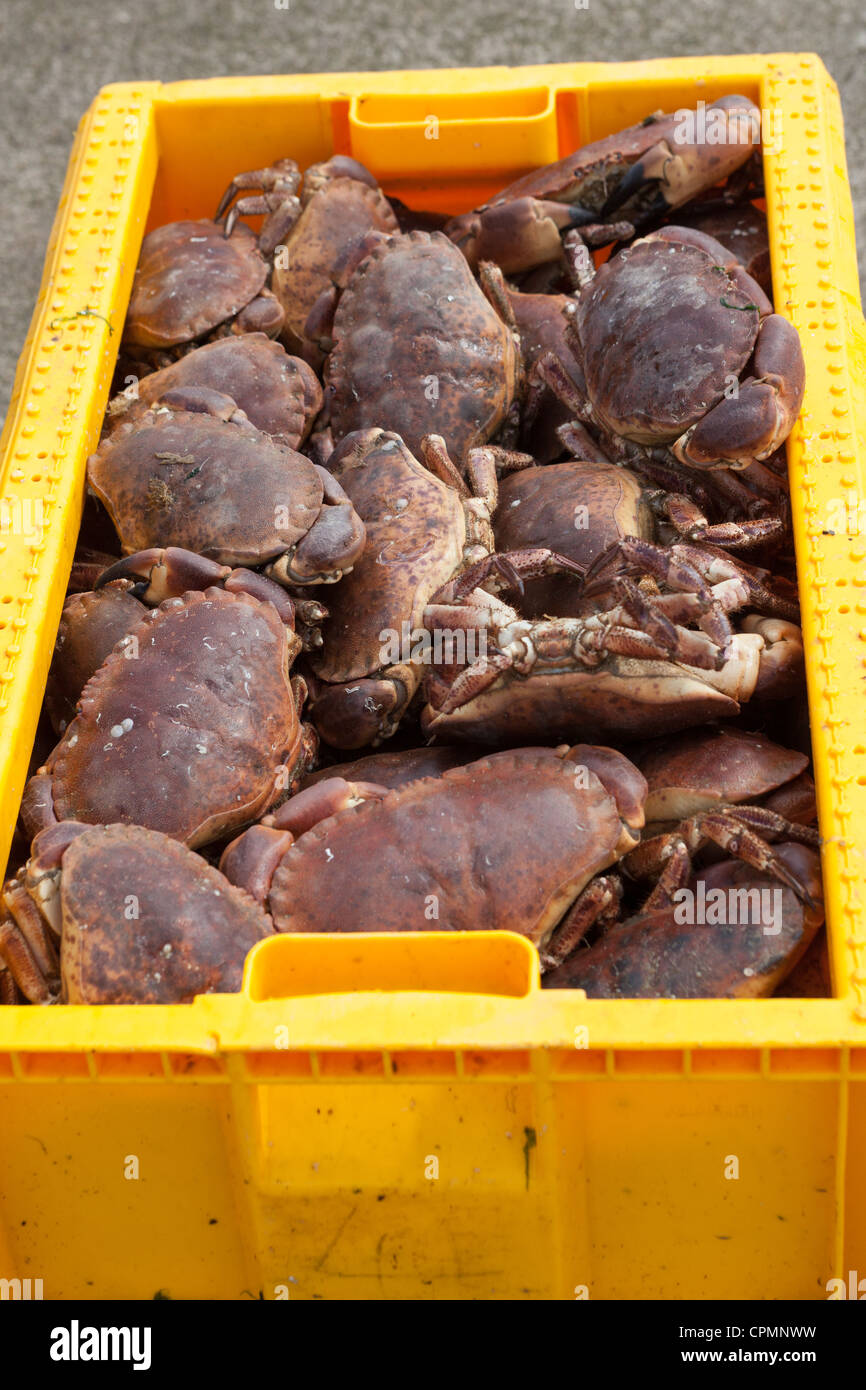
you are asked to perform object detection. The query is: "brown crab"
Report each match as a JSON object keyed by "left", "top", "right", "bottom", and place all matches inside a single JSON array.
[
  {"left": 0, "top": 822, "right": 273, "bottom": 1004},
  {"left": 546, "top": 225, "right": 805, "bottom": 470},
  {"left": 216, "top": 154, "right": 400, "bottom": 364},
  {"left": 620, "top": 726, "right": 819, "bottom": 897},
  {"left": 22, "top": 576, "right": 315, "bottom": 849},
  {"left": 420, "top": 550, "right": 804, "bottom": 745},
  {"left": 507, "top": 275, "right": 789, "bottom": 519},
  {"left": 493, "top": 458, "right": 788, "bottom": 620},
  {"left": 508, "top": 278, "right": 788, "bottom": 527},
  {"left": 220, "top": 745, "right": 647, "bottom": 972},
  {"left": 543, "top": 844, "right": 824, "bottom": 997},
  {"left": 445, "top": 96, "right": 762, "bottom": 274},
  {"left": 110, "top": 334, "right": 322, "bottom": 452},
  {"left": 46, "top": 538, "right": 338, "bottom": 737},
  {"left": 122, "top": 219, "right": 284, "bottom": 362},
  {"left": 87, "top": 385, "right": 365, "bottom": 586},
  {"left": 318, "top": 231, "right": 522, "bottom": 468},
  {"left": 302, "top": 428, "right": 539, "bottom": 748}
]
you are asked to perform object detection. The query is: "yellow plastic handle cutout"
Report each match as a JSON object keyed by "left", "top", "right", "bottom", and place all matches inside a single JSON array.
[{"left": 242, "top": 931, "right": 539, "bottom": 1000}]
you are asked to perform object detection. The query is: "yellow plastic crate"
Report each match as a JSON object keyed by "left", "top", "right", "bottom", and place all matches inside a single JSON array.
[{"left": 1, "top": 55, "right": 865, "bottom": 1302}]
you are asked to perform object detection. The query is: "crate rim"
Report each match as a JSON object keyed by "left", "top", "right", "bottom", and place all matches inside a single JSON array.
[{"left": 1, "top": 52, "right": 865, "bottom": 1055}]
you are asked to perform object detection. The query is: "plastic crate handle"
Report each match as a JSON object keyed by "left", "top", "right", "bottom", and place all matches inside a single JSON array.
[{"left": 241, "top": 931, "right": 539, "bottom": 1000}]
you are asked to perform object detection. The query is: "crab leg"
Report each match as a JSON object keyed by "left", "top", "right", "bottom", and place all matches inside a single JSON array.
[
  {"left": 539, "top": 874, "right": 623, "bottom": 971},
  {"left": 535, "top": 351, "right": 593, "bottom": 422},
  {"left": 626, "top": 808, "right": 821, "bottom": 907},
  {"left": 424, "top": 588, "right": 518, "bottom": 634},
  {"left": 715, "top": 803, "right": 821, "bottom": 847},
  {"left": 650, "top": 491, "right": 783, "bottom": 550},
  {"left": 668, "top": 543, "right": 800, "bottom": 622},
  {"left": 554, "top": 419, "right": 614, "bottom": 464},
  {"left": 214, "top": 159, "right": 301, "bottom": 212},
  {"left": 583, "top": 535, "right": 798, "bottom": 625},
  {"left": 447, "top": 548, "right": 585, "bottom": 602},
  {"left": 639, "top": 840, "right": 693, "bottom": 913},
  {"left": 221, "top": 194, "right": 302, "bottom": 248},
  {"left": 433, "top": 598, "right": 728, "bottom": 717},
  {"left": 0, "top": 883, "right": 61, "bottom": 1004},
  {"left": 215, "top": 158, "right": 301, "bottom": 220},
  {"left": 583, "top": 536, "right": 734, "bottom": 652},
  {"left": 421, "top": 435, "right": 534, "bottom": 512},
  {"left": 477, "top": 261, "right": 519, "bottom": 329},
  {"left": 576, "top": 617, "right": 722, "bottom": 669},
  {"left": 214, "top": 160, "right": 304, "bottom": 251},
  {"left": 561, "top": 230, "right": 597, "bottom": 291},
  {"left": 0, "top": 960, "right": 24, "bottom": 1006},
  {"left": 431, "top": 650, "right": 517, "bottom": 715}
]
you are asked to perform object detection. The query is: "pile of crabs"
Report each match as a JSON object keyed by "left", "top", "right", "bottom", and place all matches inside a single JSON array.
[{"left": 0, "top": 94, "right": 828, "bottom": 1006}]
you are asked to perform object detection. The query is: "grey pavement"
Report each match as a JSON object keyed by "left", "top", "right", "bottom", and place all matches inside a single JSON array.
[{"left": 1, "top": 0, "right": 863, "bottom": 420}]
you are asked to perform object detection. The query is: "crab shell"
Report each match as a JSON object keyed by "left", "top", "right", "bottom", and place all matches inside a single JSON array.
[
  {"left": 324, "top": 231, "right": 520, "bottom": 464},
  {"left": 119, "top": 335, "right": 322, "bottom": 450},
  {"left": 575, "top": 229, "right": 764, "bottom": 443},
  {"left": 544, "top": 844, "right": 823, "bottom": 997},
  {"left": 273, "top": 174, "right": 398, "bottom": 355},
  {"left": 421, "top": 630, "right": 771, "bottom": 747},
  {"left": 87, "top": 397, "right": 324, "bottom": 569},
  {"left": 123, "top": 220, "right": 271, "bottom": 350},
  {"left": 25, "top": 587, "right": 302, "bottom": 848},
  {"left": 311, "top": 430, "right": 469, "bottom": 685},
  {"left": 777, "top": 928, "right": 831, "bottom": 997},
  {"left": 257, "top": 747, "right": 646, "bottom": 947},
  {"left": 54, "top": 825, "right": 272, "bottom": 1004},
  {"left": 678, "top": 202, "right": 772, "bottom": 297},
  {"left": 634, "top": 727, "right": 810, "bottom": 826},
  {"left": 45, "top": 582, "right": 144, "bottom": 734},
  {"left": 494, "top": 461, "right": 653, "bottom": 617},
  {"left": 303, "top": 744, "right": 484, "bottom": 791}
]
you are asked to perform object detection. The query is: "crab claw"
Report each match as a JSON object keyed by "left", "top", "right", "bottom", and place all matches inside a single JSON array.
[
  {"left": 601, "top": 95, "right": 761, "bottom": 223},
  {"left": 672, "top": 315, "right": 806, "bottom": 469},
  {"left": 219, "top": 776, "right": 389, "bottom": 903},
  {"left": 304, "top": 667, "right": 421, "bottom": 751},
  {"left": 448, "top": 198, "right": 612, "bottom": 275},
  {"left": 743, "top": 616, "right": 805, "bottom": 701},
  {"left": 263, "top": 777, "right": 390, "bottom": 834},
  {"left": 96, "top": 547, "right": 297, "bottom": 624},
  {"left": 267, "top": 466, "right": 366, "bottom": 586}
]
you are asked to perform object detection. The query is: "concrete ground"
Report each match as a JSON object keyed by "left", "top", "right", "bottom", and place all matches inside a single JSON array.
[{"left": 1, "top": 0, "right": 863, "bottom": 418}]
